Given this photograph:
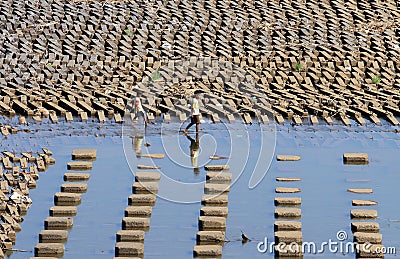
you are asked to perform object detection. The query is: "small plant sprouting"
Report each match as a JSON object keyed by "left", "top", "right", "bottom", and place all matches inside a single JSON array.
[
  {"left": 46, "top": 63, "right": 52, "bottom": 67},
  {"left": 371, "top": 75, "right": 381, "bottom": 84},
  {"left": 152, "top": 70, "right": 160, "bottom": 81},
  {"left": 125, "top": 28, "right": 131, "bottom": 36},
  {"left": 294, "top": 62, "right": 303, "bottom": 71}
]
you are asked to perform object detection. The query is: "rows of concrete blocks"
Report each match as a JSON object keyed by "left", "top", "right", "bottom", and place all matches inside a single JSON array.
[
  {"left": 0, "top": 148, "right": 57, "bottom": 258},
  {"left": 31, "top": 150, "right": 95, "bottom": 258},
  {"left": 347, "top": 152, "right": 383, "bottom": 258},
  {"left": 274, "top": 155, "right": 303, "bottom": 257},
  {"left": 114, "top": 165, "right": 162, "bottom": 258},
  {"left": 193, "top": 164, "right": 232, "bottom": 258}
]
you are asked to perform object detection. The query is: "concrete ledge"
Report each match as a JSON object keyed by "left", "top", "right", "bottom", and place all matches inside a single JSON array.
[
  {"left": 39, "top": 230, "right": 68, "bottom": 243},
  {"left": 122, "top": 217, "right": 150, "bottom": 230},
  {"left": 204, "top": 165, "right": 230, "bottom": 171},
  {"left": 134, "top": 172, "right": 161, "bottom": 182},
  {"left": 125, "top": 206, "right": 152, "bottom": 217},
  {"left": 115, "top": 242, "right": 144, "bottom": 257},
  {"left": 354, "top": 232, "right": 382, "bottom": 244},
  {"left": 63, "top": 173, "right": 90, "bottom": 181},
  {"left": 49, "top": 206, "right": 77, "bottom": 216},
  {"left": 275, "top": 197, "right": 301, "bottom": 206},
  {"left": 276, "top": 187, "right": 301, "bottom": 193},
  {"left": 351, "top": 209, "right": 378, "bottom": 219},
  {"left": 200, "top": 207, "right": 228, "bottom": 217},
  {"left": 343, "top": 153, "right": 368, "bottom": 164},
  {"left": 348, "top": 188, "right": 373, "bottom": 194},
  {"left": 275, "top": 208, "right": 301, "bottom": 218},
  {"left": 352, "top": 200, "right": 378, "bottom": 206},
  {"left": 201, "top": 195, "right": 228, "bottom": 206},
  {"left": 44, "top": 217, "right": 73, "bottom": 230},
  {"left": 128, "top": 194, "right": 156, "bottom": 206},
  {"left": 196, "top": 231, "right": 225, "bottom": 244},
  {"left": 276, "top": 177, "right": 301, "bottom": 182},
  {"left": 277, "top": 155, "right": 301, "bottom": 161},
  {"left": 116, "top": 230, "right": 145, "bottom": 242},
  {"left": 274, "top": 221, "right": 302, "bottom": 231},
  {"left": 54, "top": 192, "right": 81, "bottom": 205},
  {"left": 275, "top": 231, "right": 302, "bottom": 243},
  {"left": 351, "top": 222, "right": 380, "bottom": 233},
  {"left": 206, "top": 172, "right": 232, "bottom": 183},
  {"left": 34, "top": 243, "right": 64, "bottom": 257},
  {"left": 204, "top": 183, "right": 230, "bottom": 194},
  {"left": 61, "top": 183, "right": 88, "bottom": 193},
  {"left": 198, "top": 216, "right": 226, "bottom": 231},
  {"left": 137, "top": 165, "right": 160, "bottom": 170},
  {"left": 193, "top": 245, "right": 222, "bottom": 257},
  {"left": 72, "top": 149, "right": 96, "bottom": 160},
  {"left": 67, "top": 161, "right": 92, "bottom": 170},
  {"left": 132, "top": 182, "right": 159, "bottom": 194}
]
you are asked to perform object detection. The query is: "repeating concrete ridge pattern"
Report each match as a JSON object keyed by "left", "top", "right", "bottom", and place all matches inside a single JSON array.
[{"left": 0, "top": 0, "right": 399, "bottom": 125}]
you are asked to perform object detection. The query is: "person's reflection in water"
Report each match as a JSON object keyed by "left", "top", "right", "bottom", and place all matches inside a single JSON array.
[
  {"left": 133, "top": 135, "right": 144, "bottom": 158},
  {"left": 185, "top": 133, "right": 200, "bottom": 173}
]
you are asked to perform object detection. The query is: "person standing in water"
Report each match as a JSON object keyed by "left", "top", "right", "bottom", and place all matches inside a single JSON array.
[
  {"left": 132, "top": 92, "right": 148, "bottom": 127},
  {"left": 183, "top": 91, "right": 201, "bottom": 133}
]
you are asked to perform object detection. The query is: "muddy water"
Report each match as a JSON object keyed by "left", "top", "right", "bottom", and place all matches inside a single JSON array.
[{"left": 2, "top": 119, "right": 400, "bottom": 258}]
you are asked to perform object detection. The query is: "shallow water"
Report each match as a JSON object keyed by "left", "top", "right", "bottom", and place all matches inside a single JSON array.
[{"left": 2, "top": 119, "right": 399, "bottom": 259}]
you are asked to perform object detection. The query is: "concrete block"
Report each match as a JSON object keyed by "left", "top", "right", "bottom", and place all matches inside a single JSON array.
[
  {"left": 196, "top": 231, "right": 225, "bottom": 244},
  {"left": 206, "top": 172, "right": 232, "bottom": 183},
  {"left": 193, "top": 245, "right": 222, "bottom": 257},
  {"left": 275, "top": 197, "right": 301, "bottom": 206},
  {"left": 275, "top": 244, "right": 303, "bottom": 257},
  {"left": 200, "top": 207, "right": 228, "bottom": 217},
  {"left": 276, "top": 177, "right": 301, "bottom": 182},
  {"left": 276, "top": 187, "right": 301, "bottom": 193},
  {"left": 204, "top": 183, "right": 230, "bottom": 194},
  {"left": 343, "top": 153, "right": 369, "bottom": 164},
  {"left": 128, "top": 194, "right": 156, "bottom": 206},
  {"left": 115, "top": 242, "right": 144, "bottom": 257},
  {"left": 54, "top": 192, "right": 82, "bottom": 205},
  {"left": 352, "top": 200, "right": 377, "bottom": 206},
  {"left": 44, "top": 217, "right": 73, "bottom": 230},
  {"left": 140, "top": 154, "right": 165, "bottom": 159},
  {"left": 356, "top": 244, "right": 384, "bottom": 258},
  {"left": 49, "top": 206, "right": 77, "bottom": 216},
  {"left": 61, "top": 183, "right": 88, "bottom": 193},
  {"left": 135, "top": 172, "right": 161, "bottom": 181},
  {"left": 354, "top": 232, "right": 382, "bottom": 244},
  {"left": 351, "top": 222, "right": 380, "bottom": 233},
  {"left": 204, "top": 165, "right": 230, "bottom": 171},
  {"left": 274, "top": 221, "right": 302, "bottom": 231},
  {"left": 137, "top": 165, "right": 160, "bottom": 170},
  {"left": 275, "top": 231, "right": 302, "bottom": 243},
  {"left": 39, "top": 230, "right": 68, "bottom": 243},
  {"left": 348, "top": 188, "right": 373, "bottom": 194},
  {"left": 132, "top": 182, "right": 158, "bottom": 194},
  {"left": 125, "top": 206, "right": 152, "bottom": 217},
  {"left": 67, "top": 161, "right": 92, "bottom": 170},
  {"left": 275, "top": 208, "right": 301, "bottom": 218},
  {"left": 116, "top": 230, "right": 145, "bottom": 242},
  {"left": 122, "top": 217, "right": 150, "bottom": 230},
  {"left": 201, "top": 195, "right": 228, "bottom": 206},
  {"left": 198, "top": 216, "right": 226, "bottom": 231},
  {"left": 351, "top": 209, "right": 378, "bottom": 219},
  {"left": 72, "top": 149, "right": 96, "bottom": 160},
  {"left": 277, "top": 155, "right": 301, "bottom": 161},
  {"left": 64, "top": 173, "right": 90, "bottom": 181},
  {"left": 34, "top": 243, "right": 64, "bottom": 257}
]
